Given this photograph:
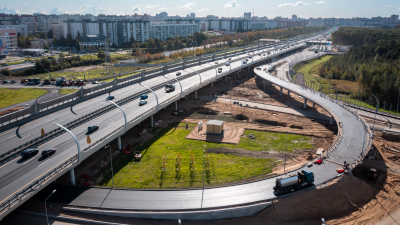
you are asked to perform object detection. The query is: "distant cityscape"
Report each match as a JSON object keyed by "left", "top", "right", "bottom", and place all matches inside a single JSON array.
[{"left": 0, "top": 11, "right": 399, "bottom": 55}]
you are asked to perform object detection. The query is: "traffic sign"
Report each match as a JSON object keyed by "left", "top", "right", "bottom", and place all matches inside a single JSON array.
[
  {"left": 41, "top": 128, "right": 45, "bottom": 137},
  {"left": 87, "top": 135, "right": 91, "bottom": 144}
]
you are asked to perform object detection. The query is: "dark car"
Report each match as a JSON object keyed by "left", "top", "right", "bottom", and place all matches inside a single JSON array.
[
  {"left": 88, "top": 125, "right": 99, "bottom": 133},
  {"left": 140, "top": 94, "right": 148, "bottom": 99},
  {"left": 10, "top": 80, "right": 16, "bottom": 83},
  {"left": 2, "top": 80, "right": 9, "bottom": 84},
  {"left": 21, "top": 148, "right": 39, "bottom": 159},
  {"left": 42, "top": 148, "right": 56, "bottom": 157},
  {"left": 314, "top": 51, "right": 319, "bottom": 53},
  {"left": 106, "top": 95, "right": 114, "bottom": 100},
  {"left": 43, "top": 79, "right": 51, "bottom": 84}
]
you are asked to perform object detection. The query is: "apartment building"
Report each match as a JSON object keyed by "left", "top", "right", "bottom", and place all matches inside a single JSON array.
[
  {"left": 0, "top": 28, "right": 17, "bottom": 49},
  {"left": 203, "top": 19, "right": 249, "bottom": 31},
  {"left": 0, "top": 38, "right": 8, "bottom": 56},
  {"left": 31, "top": 38, "right": 53, "bottom": 48},
  {"left": 117, "top": 20, "right": 150, "bottom": 45},
  {"left": 0, "top": 25, "right": 28, "bottom": 36},
  {"left": 150, "top": 20, "right": 200, "bottom": 41},
  {"left": 249, "top": 22, "right": 265, "bottom": 30}
]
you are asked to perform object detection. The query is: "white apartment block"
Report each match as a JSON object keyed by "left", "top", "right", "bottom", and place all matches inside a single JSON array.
[
  {"left": 249, "top": 22, "right": 265, "bottom": 30},
  {"left": 0, "top": 25, "right": 28, "bottom": 36},
  {"left": 117, "top": 21, "right": 150, "bottom": 45},
  {"left": 150, "top": 22, "right": 199, "bottom": 41}
]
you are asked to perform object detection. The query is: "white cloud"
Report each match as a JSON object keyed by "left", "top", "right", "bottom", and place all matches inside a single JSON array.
[
  {"left": 348, "top": 12, "right": 354, "bottom": 15},
  {"left": 0, "top": 6, "right": 19, "bottom": 14},
  {"left": 132, "top": 7, "right": 140, "bottom": 11},
  {"left": 49, "top": 7, "right": 66, "bottom": 14},
  {"left": 196, "top": 8, "right": 208, "bottom": 11},
  {"left": 315, "top": 1, "right": 325, "bottom": 4},
  {"left": 224, "top": 1, "right": 240, "bottom": 8},
  {"left": 180, "top": 2, "right": 195, "bottom": 10},
  {"left": 144, "top": 5, "right": 159, "bottom": 9},
  {"left": 158, "top": 7, "right": 168, "bottom": 11},
  {"left": 277, "top": 2, "right": 308, "bottom": 7}
]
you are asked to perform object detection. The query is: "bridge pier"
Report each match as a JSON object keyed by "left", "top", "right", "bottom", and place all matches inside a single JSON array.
[
  {"left": 313, "top": 102, "right": 315, "bottom": 108},
  {"left": 288, "top": 90, "right": 290, "bottom": 95},
  {"left": 304, "top": 98, "right": 307, "bottom": 109},
  {"left": 280, "top": 87, "right": 283, "bottom": 96},
  {"left": 195, "top": 90, "right": 198, "bottom": 99},
  {"left": 211, "top": 82, "right": 213, "bottom": 90},
  {"left": 118, "top": 136, "right": 121, "bottom": 150},
  {"left": 70, "top": 168, "right": 75, "bottom": 185},
  {"left": 330, "top": 115, "right": 334, "bottom": 125},
  {"left": 151, "top": 115, "right": 154, "bottom": 128},
  {"left": 164, "top": 107, "right": 166, "bottom": 110},
  {"left": 175, "top": 101, "right": 177, "bottom": 111},
  {"left": 225, "top": 76, "right": 227, "bottom": 82}
]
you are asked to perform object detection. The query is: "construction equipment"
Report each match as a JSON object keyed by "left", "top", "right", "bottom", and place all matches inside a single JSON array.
[
  {"left": 364, "top": 168, "right": 379, "bottom": 180},
  {"left": 273, "top": 170, "right": 314, "bottom": 195},
  {"left": 165, "top": 84, "right": 175, "bottom": 92}
]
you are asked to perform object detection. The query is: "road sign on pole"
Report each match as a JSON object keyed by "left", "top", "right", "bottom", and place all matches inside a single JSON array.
[
  {"left": 87, "top": 135, "right": 91, "bottom": 144},
  {"left": 41, "top": 128, "right": 45, "bottom": 137}
]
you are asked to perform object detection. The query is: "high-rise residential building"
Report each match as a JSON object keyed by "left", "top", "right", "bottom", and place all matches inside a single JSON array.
[
  {"left": 244, "top": 12, "right": 251, "bottom": 20},
  {"left": 292, "top": 14, "right": 298, "bottom": 20},
  {"left": 190, "top": 13, "right": 195, "bottom": 19},
  {"left": 21, "top": 22, "right": 38, "bottom": 34},
  {"left": 0, "top": 25, "right": 28, "bottom": 36},
  {"left": 204, "top": 19, "right": 249, "bottom": 31},
  {"left": 52, "top": 23, "right": 64, "bottom": 39},
  {"left": 150, "top": 20, "right": 200, "bottom": 41},
  {"left": 0, "top": 28, "right": 17, "bottom": 49}
]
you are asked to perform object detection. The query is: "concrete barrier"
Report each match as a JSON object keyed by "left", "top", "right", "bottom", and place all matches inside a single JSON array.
[{"left": 63, "top": 201, "right": 271, "bottom": 220}]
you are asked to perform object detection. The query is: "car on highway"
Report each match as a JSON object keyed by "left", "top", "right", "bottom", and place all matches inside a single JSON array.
[
  {"left": 139, "top": 100, "right": 147, "bottom": 106},
  {"left": 21, "top": 148, "right": 39, "bottom": 159},
  {"left": 176, "top": 72, "right": 181, "bottom": 76},
  {"left": 315, "top": 51, "right": 319, "bottom": 53},
  {"left": 243, "top": 60, "right": 247, "bottom": 64},
  {"left": 10, "top": 80, "right": 16, "bottom": 83},
  {"left": 225, "top": 62, "right": 230, "bottom": 66},
  {"left": 229, "top": 57, "right": 231, "bottom": 60},
  {"left": 215, "top": 61, "right": 218, "bottom": 64},
  {"left": 88, "top": 125, "right": 99, "bottom": 133},
  {"left": 2, "top": 80, "right": 9, "bottom": 84},
  {"left": 43, "top": 79, "right": 51, "bottom": 84},
  {"left": 42, "top": 148, "right": 56, "bottom": 157},
  {"left": 140, "top": 94, "right": 148, "bottom": 99},
  {"left": 106, "top": 95, "right": 114, "bottom": 100}
]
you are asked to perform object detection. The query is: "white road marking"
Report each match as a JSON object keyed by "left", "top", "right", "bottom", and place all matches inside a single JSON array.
[
  {"left": 38, "top": 158, "right": 51, "bottom": 166},
  {"left": 22, "top": 156, "right": 36, "bottom": 165},
  {"left": 0, "top": 157, "right": 20, "bottom": 169},
  {"left": 20, "top": 134, "right": 31, "bottom": 140},
  {"left": 7, "top": 135, "right": 16, "bottom": 139}
]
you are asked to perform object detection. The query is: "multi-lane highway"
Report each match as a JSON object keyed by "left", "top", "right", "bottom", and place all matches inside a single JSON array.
[{"left": 0, "top": 28, "right": 348, "bottom": 220}]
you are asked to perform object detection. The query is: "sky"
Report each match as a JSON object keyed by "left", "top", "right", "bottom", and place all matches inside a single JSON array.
[{"left": 1, "top": 0, "right": 400, "bottom": 18}]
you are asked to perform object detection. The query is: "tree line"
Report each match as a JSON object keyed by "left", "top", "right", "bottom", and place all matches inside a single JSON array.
[{"left": 320, "top": 27, "right": 400, "bottom": 102}]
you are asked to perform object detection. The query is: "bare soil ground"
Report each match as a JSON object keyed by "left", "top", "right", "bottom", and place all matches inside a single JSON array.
[{"left": 186, "top": 122, "right": 245, "bottom": 145}]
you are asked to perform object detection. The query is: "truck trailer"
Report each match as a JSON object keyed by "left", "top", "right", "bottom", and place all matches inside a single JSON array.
[{"left": 273, "top": 170, "right": 314, "bottom": 195}]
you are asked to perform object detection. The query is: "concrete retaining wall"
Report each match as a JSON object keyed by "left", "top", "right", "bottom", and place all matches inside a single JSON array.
[{"left": 63, "top": 201, "right": 271, "bottom": 220}]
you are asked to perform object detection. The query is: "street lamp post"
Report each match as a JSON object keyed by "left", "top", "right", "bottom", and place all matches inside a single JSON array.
[
  {"left": 371, "top": 95, "right": 379, "bottom": 138},
  {"left": 44, "top": 69, "right": 51, "bottom": 81},
  {"left": 105, "top": 145, "right": 114, "bottom": 187},
  {"left": 45, "top": 189, "right": 56, "bottom": 225}
]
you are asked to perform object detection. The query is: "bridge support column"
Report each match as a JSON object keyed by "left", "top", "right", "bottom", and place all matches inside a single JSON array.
[
  {"left": 330, "top": 115, "right": 334, "bottom": 125},
  {"left": 151, "top": 115, "right": 154, "bottom": 128},
  {"left": 175, "top": 101, "right": 177, "bottom": 111},
  {"left": 211, "top": 82, "right": 213, "bottom": 90},
  {"left": 304, "top": 98, "right": 307, "bottom": 109},
  {"left": 70, "top": 168, "right": 75, "bottom": 185},
  {"left": 313, "top": 102, "right": 315, "bottom": 108},
  {"left": 225, "top": 76, "right": 227, "bottom": 82},
  {"left": 195, "top": 90, "right": 198, "bottom": 100},
  {"left": 280, "top": 87, "right": 283, "bottom": 96},
  {"left": 118, "top": 136, "right": 121, "bottom": 150},
  {"left": 164, "top": 107, "right": 166, "bottom": 110},
  {"left": 288, "top": 90, "right": 290, "bottom": 95}
]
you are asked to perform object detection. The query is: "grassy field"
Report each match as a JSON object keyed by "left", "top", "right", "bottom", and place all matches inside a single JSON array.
[
  {"left": 59, "top": 89, "right": 78, "bottom": 95},
  {"left": 0, "top": 88, "right": 48, "bottom": 108},
  {"left": 96, "top": 123, "right": 314, "bottom": 189},
  {"left": 6, "top": 60, "right": 25, "bottom": 66},
  {"left": 31, "top": 66, "right": 141, "bottom": 81}
]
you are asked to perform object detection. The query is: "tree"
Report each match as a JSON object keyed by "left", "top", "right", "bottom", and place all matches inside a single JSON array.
[
  {"left": 66, "top": 33, "right": 73, "bottom": 47},
  {"left": 47, "top": 30, "right": 53, "bottom": 39},
  {"left": 59, "top": 36, "right": 66, "bottom": 46},
  {"left": 146, "top": 38, "right": 156, "bottom": 49},
  {"left": 43, "top": 44, "right": 50, "bottom": 50},
  {"left": 97, "top": 51, "right": 106, "bottom": 60},
  {"left": 53, "top": 36, "right": 58, "bottom": 46},
  {"left": 154, "top": 37, "right": 165, "bottom": 52},
  {"left": 24, "top": 37, "right": 31, "bottom": 48},
  {"left": 111, "top": 43, "right": 117, "bottom": 48},
  {"left": 37, "top": 31, "right": 47, "bottom": 39}
]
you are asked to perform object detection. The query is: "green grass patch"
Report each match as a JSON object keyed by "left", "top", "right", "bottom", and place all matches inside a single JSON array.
[
  {"left": 59, "top": 89, "right": 78, "bottom": 95},
  {"left": 96, "top": 123, "right": 313, "bottom": 189},
  {"left": 0, "top": 88, "right": 48, "bottom": 108},
  {"left": 6, "top": 60, "right": 25, "bottom": 66}
]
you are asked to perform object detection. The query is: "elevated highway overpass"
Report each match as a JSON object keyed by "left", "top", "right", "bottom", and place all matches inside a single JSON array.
[{"left": 0, "top": 27, "right": 368, "bottom": 220}]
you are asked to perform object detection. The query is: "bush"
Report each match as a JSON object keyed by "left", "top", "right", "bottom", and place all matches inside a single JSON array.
[{"left": 235, "top": 114, "right": 248, "bottom": 120}]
